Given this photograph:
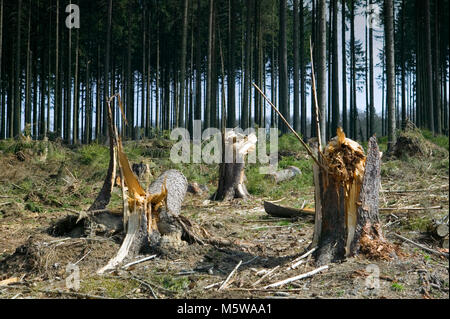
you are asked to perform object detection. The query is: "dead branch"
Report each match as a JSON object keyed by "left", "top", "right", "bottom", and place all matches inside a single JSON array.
[
  {"left": 263, "top": 265, "right": 329, "bottom": 289},
  {"left": 218, "top": 260, "right": 242, "bottom": 290},
  {"left": 392, "top": 233, "right": 449, "bottom": 258}
]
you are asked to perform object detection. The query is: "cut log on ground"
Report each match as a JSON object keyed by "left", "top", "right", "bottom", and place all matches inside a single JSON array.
[
  {"left": 263, "top": 201, "right": 315, "bottom": 218},
  {"left": 428, "top": 220, "right": 449, "bottom": 239},
  {"left": 268, "top": 166, "right": 302, "bottom": 183},
  {"left": 313, "top": 129, "right": 397, "bottom": 265},
  {"left": 212, "top": 130, "right": 257, "bottom": 201}
]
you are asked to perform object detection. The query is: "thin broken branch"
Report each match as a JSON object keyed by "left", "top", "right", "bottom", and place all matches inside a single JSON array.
[
  {"left": 218, "top": 260, "right": 242, "bottom": 291},
  {"left": 392, "top": 233, "right": 449, "bottom": 258},
  {"left": 263, "top": 265, "right": 329, "bottom": 289}
]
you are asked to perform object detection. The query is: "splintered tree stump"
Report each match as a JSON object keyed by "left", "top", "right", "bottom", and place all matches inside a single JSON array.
[
  {"left": 212, "top": 130, "right": 257, "bottom": 201},
  {"left": 97, "top": 169, "right": 188, "bottom": 274},
  {"left": 313, "top": 129, "right": 394, "bottom": 265}
]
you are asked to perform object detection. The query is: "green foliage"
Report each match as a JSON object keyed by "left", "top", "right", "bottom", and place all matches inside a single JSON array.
[
  {"left": 391, "top": 282, "right": 404, "bottom": 292},
  {"left": 25, "top": 202, "right": 44, "bottom": 213},
  {"left": 78, "top": 144, "right": 109, "bottom": 166}
]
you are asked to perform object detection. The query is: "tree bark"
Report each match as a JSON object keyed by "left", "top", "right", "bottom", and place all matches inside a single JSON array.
[
  {"left": 279, "top": 0, "right": 289, "bottom": 134},
  {"left": 369, "top": 0, "right": 375, "bottom": 136},
  {"left": 227, "top": 0, "right": 236, "bottom": 129},
  {"left": 331, "top": 0, "right": 339, "bottom": 136},
  {"left": 385, "top": 0, "right": 396, "bottom": 151},
  {"left": 317, "top": 0, "right": 327, "bottom": 145},
  {"left": 424, "top": 0, "right": 434, "bottom": 133},
  {"left": 293, "top": 0, "right": 300, "bottom": 133},
  {"left": 13, "top": 0, "right": 22, "bottom": 137},
  {"left": 179, "top": 0, "right": 189, "bottom": 129},
  {"left": 341, "top": 0, "right": 347, "bottom": 134},
  {"left": 0, "top": 0, "right": 3, "bottom": 139}
]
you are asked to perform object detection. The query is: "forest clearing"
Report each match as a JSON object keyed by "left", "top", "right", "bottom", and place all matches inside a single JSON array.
[{"left": 0, "top": 126, "right": 448, "bottom": 299}]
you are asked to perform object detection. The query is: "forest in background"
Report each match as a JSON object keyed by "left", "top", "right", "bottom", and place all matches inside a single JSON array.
[{"left": 0, "top": 0, "right": 448, "bottom": 148}]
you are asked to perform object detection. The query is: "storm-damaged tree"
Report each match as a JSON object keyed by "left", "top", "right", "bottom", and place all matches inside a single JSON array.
[
  {"left": 311, "top": 129, "right": 396, "bottom": 265},
  {"left": 212, "top": 130, "right": 257, "bottom": 201}
]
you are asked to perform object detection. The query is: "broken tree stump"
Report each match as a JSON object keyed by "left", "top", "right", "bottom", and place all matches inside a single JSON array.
[
  {"left": 313, "top": 129, "right": 395, "bottom": 265},
  {"left": 212, "top": 130, "right": 257, "bottom": 201}
]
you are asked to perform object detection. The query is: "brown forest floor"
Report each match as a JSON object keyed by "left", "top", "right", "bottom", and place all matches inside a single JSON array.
[{"left": 0, "top": 135, "right": 448, "bottom": 299}]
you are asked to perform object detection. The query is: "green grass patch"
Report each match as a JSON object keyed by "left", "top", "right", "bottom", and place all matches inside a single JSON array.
[
  {"left": 79, "top": 277, "right": 139, "bottom": 298},
  {"left": 421, "top": 130, "right": 449, "bottom": 150},
  {"left": 391, "top": 282, "right": 404, "bottom": 292}
]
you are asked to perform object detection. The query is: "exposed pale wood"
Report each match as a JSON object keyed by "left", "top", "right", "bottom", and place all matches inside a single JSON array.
[
  {"left": 97, "top": 212, "right": 143, "bottom": 274},
  {"left": 263, "top": 265, "right": 329, "bottom": 289},
  {"left": 204, "top": 281, "right": 224, "bottom": 290},
  {"left": 0, "top": 277, "right": 19, "bottom": 287},
  {"left": 434, "top": 224, "right": 449, "bottom": 238},
  {"left": 212, "top": 130, "right": 256, "bottom": 201},
  {"left": 122, "top": 255, "right": 157, "bottom": 270},
  {"left": 269, "top": 166, "right": 301, "bottom": 183},
  {"left": 252, "top": 265, "right": 280, "bottom": 287},
  {"left": 290, "top": 247, "right": 317, "bottom": 269},
  {"left": 218, "top": 260, "right": 242, "bottom": 290},
  {"left": 379, "top": 206, "right": 442, "bottom": 212}
]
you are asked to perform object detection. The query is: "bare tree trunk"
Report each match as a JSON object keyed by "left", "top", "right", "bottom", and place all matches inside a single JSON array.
[
  {"left": 279, "top": 0, "right": 289, "bottom": 134},
  {"left": 206, "top": 0, "right": 214, "bottom": 130},
  {"left": 25, "top": 0, "right": 31, "bottom": 133},
  {"left": 424, "top": 0, "right": 434, "bottom": 133},
  {"left": 227, "top": 0, "right": 236, "bottom": 129},
  {"left": 300, "top": 0, "right": 306, "bottom": 138},
  {"left": 331, "top": 0, "right": 339, "bottom": 136},
  {"left": 179, "top": 0, "right": 189, "bottom": 129},
  {"left": 433, "top": 0, "right": 442, "bottom": 135},
  {"left": 73, "top": 28, "right": 79, "bottom": 144},
  {"left": 0, "top": 0, "right": 3, "bottom": 139},
  {"left": 385, "top": 0, "right": 396, "bottom": 151},
  {"left": 317, "top": 0, "right": 327, "bottom": 145},
  {"left": 293, "top": 0, "right": 300, "bottom": 133},
  {"left": 242, "top": 0, "right": 252, "bottom": 130},
  {"left": 341, "top": 0, "right": 347, "bottom": 134},
  {"left": 369, "top": 0, "right": 375, "bottom": 136},
  {"left": 400, "top": 0, "right": 406, "bottom": 129},
  {"left": 13, "top": 0, "right": 22, "bottom": 137}
]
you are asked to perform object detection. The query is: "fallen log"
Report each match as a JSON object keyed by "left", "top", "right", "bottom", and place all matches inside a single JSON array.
[
  {"left": 263, "top": 201, "right": 315, "bottom": 218},
  {"left": 269, "top": 166, "right": 302, "bottom": 183}
]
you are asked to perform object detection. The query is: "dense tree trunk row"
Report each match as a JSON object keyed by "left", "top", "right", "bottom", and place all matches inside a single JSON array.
[{"left": 0, "top": 0, "right": 448, "bottom": 144}]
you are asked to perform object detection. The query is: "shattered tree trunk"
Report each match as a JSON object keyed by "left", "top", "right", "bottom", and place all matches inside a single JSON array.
[
  {"left": 212, "top": 130, "right": 257, "bottom": 201},
  {"left": 313, "top": 130, "right": 392, "bottom": 265}
]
